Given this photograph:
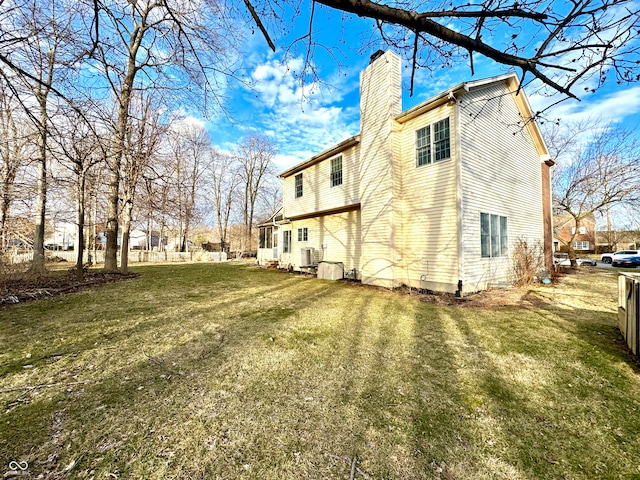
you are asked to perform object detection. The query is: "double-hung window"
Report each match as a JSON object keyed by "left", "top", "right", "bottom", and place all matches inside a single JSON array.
[
  {"left": 416, "top": 117, "right": 451, "bottom": 166},
  {"left": 283, "top": 231, "right": 291, "bottom": 253},
  {"left": 416, "top": 126, "right": 431, "bottom": 166},
  {"left": 297, "top": 227, "right": 308, "bottom": 242},
  {"left": 433, "top": 118, "right": 451, "bottom": 161},
  {"left": 295, "top": 173, "right": 303, "bottom": 198},
  {"left": 574, "top": 241, "right": 590, "bottom": 250},
  {"left": 330, "top": 156, "right": 343, "bottom": 187},
  {"left": 481, "top": 213, "right": 508, "bottom": 258}
]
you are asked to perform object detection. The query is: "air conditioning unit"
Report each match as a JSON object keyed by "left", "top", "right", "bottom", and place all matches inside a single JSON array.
[{"left": 300, "top": 247, "right": 315, "bottom": 267}]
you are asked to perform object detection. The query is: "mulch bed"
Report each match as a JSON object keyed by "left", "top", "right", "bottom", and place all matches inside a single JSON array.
[{"left": 0, "top": 271, "right": 139, "bottom": 306}]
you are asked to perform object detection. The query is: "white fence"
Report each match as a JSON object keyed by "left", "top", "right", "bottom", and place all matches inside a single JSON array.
[
  {"left": 618, "top": 273, "right": 640, "bottom": 355},
  {"left": 6, "top": 249, "right": 227, "bottom": 265}
]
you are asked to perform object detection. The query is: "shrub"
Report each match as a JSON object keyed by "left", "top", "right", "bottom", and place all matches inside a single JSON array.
[{"left": 511, "top": 238, "right": 545, "bottom": 287}]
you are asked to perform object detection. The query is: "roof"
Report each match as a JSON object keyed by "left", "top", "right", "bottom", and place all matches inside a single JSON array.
[
  {"left": 278, "top": 67, "right": 552, "bottom": 179},
  {"left": 553, "top": 213, "right": 596, "bottom": 229},
  {"left": 256, "top": 207, "right": 284, "bottom": 227},
  {"left": 278, "top": 135, "right": 360, "bottom": 179},
  {"left": 396, "top": 73, "right": 550, "bottom": 160}
]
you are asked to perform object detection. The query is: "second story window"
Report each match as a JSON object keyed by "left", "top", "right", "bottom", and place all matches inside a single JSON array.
[
  {"left": 433, "top": 118, "right": 451, "bottom": 161},
  {"left": 295, "top": 173, "right": 303, "bottom": 198},
  {"left": 416, "top": 117, "right": 451, "bottom": 167},
  {"left": 416, "top": 126, "right": 431, "bottom": 166},
  {"left": 331, "top": 156, "right": 343, "bottom": 187}
]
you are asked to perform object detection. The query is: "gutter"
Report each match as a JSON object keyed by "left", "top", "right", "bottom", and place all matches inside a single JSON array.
[{"left": 278, "top": 135, "right": 360, "bottom": 179}]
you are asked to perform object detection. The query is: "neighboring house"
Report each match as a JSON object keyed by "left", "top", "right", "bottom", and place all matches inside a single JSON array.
[
  {"left": 596, "top": 230, "right": 640, "bottom": 252},
  {"left": 553, "top": 213, "right": 597, "bottom": 253},
  {"left": 44, "top": 222, "right": 76, "bottom": 250},
  {"left": 127, "top": 229, "right": 167, "bottom": 250},
  {"left": 259, "top": 50, "right": 553, "bottom": 294}
]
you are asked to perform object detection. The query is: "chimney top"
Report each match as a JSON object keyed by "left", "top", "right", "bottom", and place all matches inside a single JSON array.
[{"left": 369, "top": 50, "right": 385, "bottom": 64}]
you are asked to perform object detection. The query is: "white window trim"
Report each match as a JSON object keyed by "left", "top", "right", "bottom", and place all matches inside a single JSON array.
[
  {"left": 295, "top": 173, "right": 303, "bottom": 198},
  {"left": 330, "top": 155, "right": 343, "bottom": 187},
  {"left": 416, "top": 117, "right": 451, "bottom": 167}
]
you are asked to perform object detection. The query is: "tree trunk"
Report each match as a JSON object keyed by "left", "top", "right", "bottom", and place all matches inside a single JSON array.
[
  {"left": 75, "top": 170, "right": 86, "bottom": 281},
  {"left": 120, "top": 200, "right": 133, "bottom": 274},
  {"left": 1, "top": 189, "right": 10, "bottom": 251},
  {"left": 104, "top": 25, "right": 142, "bottom": 272},
  {"left": 31, "top": 130, "right": 47, "bottom": 273}
]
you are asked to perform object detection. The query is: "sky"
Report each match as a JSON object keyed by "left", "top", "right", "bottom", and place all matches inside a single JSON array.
[{"left": 198, "top": 4, "right": 640, "bottom": 174}]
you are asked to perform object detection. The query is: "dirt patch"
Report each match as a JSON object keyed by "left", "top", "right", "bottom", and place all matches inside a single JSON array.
[
  {"left": 339, "top": 278, "right": 553, "bottom": 309},
  {"left": 396, "top": 285, "right": 545, "bottom": 308},
  {"left": 0, "top": 271, "right": 139, "bottom": 306}
]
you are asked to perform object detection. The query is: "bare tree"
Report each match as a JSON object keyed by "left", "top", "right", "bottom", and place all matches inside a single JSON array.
[
  {"left": 0, "top": 82, "right": 33, "bottom": 251},
  {"left": 49, "top": 109, "right": 105, "bottom": 280},
  {"left": 120, "top": 95, "right": 165, "bottom": 273},
  {"left": 551, "top": 120, "right": 640, "bottom": 265},
  {"left": 210, "top": 149, "right": 241, "bottom": 250},
  {"left": 237, "top": 134, "right": 275, "bottom": 251},
  {"left": 253, "top": 0, "right": 640, "bottom": 104},
  {"left": 90, "top": 0, "right": 243, "bottom": 271},
  {"left": 166, "top": 123, "right": 211, "bottom": 253},
  {"left": 0, "top": 0, "right": 80, "bottom": 272}
]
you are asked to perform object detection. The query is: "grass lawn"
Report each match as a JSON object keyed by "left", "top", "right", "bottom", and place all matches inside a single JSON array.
[{"left": 1, "top": 263, "right": 639, "bottom": 479}]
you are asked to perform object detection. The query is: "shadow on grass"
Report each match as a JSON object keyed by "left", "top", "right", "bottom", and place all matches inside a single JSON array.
[
  {"left": 0, "top": 264, "right": 334, "bottom": 478},
  {"left": 2, "top": 265, "right": 640, "bottom": 479}
]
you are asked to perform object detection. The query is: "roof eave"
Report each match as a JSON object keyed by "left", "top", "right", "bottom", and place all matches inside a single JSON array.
[{"left": 278, "top": 135, "right": 360, "bottom": 178}]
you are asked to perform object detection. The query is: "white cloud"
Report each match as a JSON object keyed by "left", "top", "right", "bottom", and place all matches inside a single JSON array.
[
  {"left": 530, "top": 86, "right": 640, "bottom": 124},
  {"left": 240, "top": 56, "right": 361, "bottom": 170}
]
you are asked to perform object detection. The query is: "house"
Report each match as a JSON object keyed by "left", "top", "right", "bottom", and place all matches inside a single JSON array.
[
  {"left": 596, "top": 230, "right": 640, "bottom": 253},
  {"left": 553, "top": 213, "right": 597, "bottom": 253},
  {"left": 259, "top": 50, "right": 553, "bottom": 294},
  {"left": 44, "top": 221, "right": 76, "bottom": 250},
  {"left": 127, "top": 229, "right": 167, "bottom": 250}
]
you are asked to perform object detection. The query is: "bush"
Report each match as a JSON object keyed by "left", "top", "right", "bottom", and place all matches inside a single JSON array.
[{"left": 511, "top": 238, "right": 545, "bottom": 287}]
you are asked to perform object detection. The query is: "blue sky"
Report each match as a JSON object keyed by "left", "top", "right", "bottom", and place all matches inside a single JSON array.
[{"left": 200, "top": 4, "right": 640, "bottom": 172}]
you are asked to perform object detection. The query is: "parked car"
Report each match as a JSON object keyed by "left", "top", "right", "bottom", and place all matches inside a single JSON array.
[
  {"left": 601, "top": 250, "right": 640, "bottom": 264},
  {"left": 576, "top": 257, "right": 597, "bottom": 266},
  {"left": 553, "top": 252, "right": 568, "bottom": 265},
  {"left": 554, "top": 253, "right": 597, "bottom": 267},
  {"left": 612, "top": 256, "right": 640, "bottom": 268}
]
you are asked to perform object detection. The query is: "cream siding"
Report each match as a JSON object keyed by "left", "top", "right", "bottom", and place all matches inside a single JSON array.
[
  {"left": 395, "top": 103, "right": 460, "bottom": 293},
  {"left": 359, "top": 51, "right": 402, "bottom": 287},
  {"left": 281, "top": 145, "right": 360, "bottom": 219},
  {"left": 459, "top": 83, "right": 544, "bottom": 292},
  {"left": 277, "top": 52, "right": 548, "bottom": 293},
  {"left": 285, "top": 212, "right": 361, "bottom": 273}
]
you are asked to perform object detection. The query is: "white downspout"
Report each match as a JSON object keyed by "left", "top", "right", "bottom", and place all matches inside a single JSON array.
[{"left": 454, "top": 94, "right": 465, "bottom": 297}]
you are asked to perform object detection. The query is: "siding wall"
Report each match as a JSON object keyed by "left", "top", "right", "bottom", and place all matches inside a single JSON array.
[
  {"left": 358, "top": 51, "right": 402, "bottom": 287},
  {"left": 459, "top": 83, "right": 545, "bottom": 292},
  {"left": 395, "top": 102, "right": 460, "bottom": 293},
  {"left": 281, "top": 145, "right": 360, "bottom": 219},
  {"left": 279, "top": 210, "right": 361, "bottom": 273}
]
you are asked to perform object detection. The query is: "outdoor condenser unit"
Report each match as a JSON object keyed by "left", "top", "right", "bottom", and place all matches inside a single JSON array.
[{"left": 300, "top": 247, "right": 315, "bottom": 267}]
